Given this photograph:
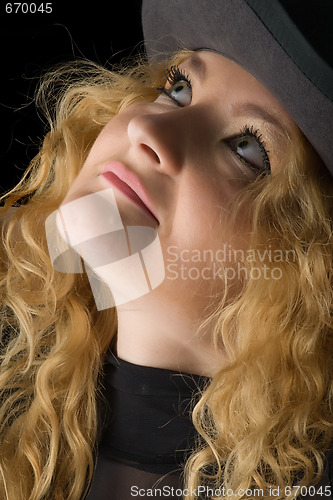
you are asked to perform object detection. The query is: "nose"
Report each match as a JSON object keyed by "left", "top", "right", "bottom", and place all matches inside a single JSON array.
[{"left": 127, "top": 105, "right": 186, "bottom": 177}]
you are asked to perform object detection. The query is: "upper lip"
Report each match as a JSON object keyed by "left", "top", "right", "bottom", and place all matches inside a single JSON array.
[{"left": 101, "top": 161, "right": 159, "bottom": 223}]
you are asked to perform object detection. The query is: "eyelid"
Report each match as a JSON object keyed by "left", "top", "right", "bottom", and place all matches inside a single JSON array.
[{"left": 158, "top": 88, "right": 184, "bottom": 107}]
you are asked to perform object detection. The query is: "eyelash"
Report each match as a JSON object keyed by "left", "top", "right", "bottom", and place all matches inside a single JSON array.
[
  {"left": 233, "top": 125, "right": 271, "bottom": 174},
  {"left": 166, "top": 65, "right": 192, "bottom": 89},
  {"left": 156, "top": 66, "right": 192, "bottom": 106},
  {"left": 158, "top": 65, "right": 271, "bottom": 174}
]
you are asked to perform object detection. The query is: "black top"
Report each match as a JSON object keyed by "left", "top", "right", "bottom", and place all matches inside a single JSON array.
[
  {"left": 86, "top": 352, "right": 208, "bottom": 499},
  {"left": 86, "top": 353, "right": 332, "bottom": 500}
]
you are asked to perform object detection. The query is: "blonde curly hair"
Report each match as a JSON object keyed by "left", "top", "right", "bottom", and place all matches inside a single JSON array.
[{"left": 0, "top": 51, "right": 332, "bottom": 500}]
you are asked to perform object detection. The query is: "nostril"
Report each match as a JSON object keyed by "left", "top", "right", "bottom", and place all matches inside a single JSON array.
[{"left": 141, "top": 144, "right": 161, "bottom": 164}]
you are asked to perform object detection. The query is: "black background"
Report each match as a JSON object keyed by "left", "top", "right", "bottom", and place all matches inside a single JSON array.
[{"left": 0, "top": 0, "right": 144, "bottom": 193}]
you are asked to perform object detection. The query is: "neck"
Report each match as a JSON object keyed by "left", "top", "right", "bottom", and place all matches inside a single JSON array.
[{"left": 115, "top": 290, "right": 223, "bottom": 377}]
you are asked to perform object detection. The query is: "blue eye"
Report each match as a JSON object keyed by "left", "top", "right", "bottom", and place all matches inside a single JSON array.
[
  {"left": 168, "top": 80, "right": 192, "bottom": 106},
  {"left": 158, "top": 66, "right": 192, "bottom": 107},
  {"left": 228, "top": 126, "right": 271, "bottom": 174}
]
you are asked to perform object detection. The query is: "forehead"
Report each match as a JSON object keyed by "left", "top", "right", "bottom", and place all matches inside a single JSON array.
[{"left": 180, "top": 51, "right": 297, "bottom": 133}]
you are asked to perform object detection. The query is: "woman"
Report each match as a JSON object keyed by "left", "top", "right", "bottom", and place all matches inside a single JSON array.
[{"left": 0, "top": 1, "right": 332, "bottom": 499}]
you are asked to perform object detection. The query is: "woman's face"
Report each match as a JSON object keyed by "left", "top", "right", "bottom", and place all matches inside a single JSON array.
[{"left": 61, "top": 51, "right": 296, "bottom": 317}]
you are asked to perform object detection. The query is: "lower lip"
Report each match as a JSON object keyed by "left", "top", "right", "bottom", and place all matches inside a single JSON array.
[{"left": 101, "top": 171, "right": 158, "bottom": 222}]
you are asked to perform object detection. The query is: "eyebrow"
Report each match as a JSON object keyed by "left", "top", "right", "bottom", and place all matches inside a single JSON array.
[
  {"left": 184, "top": 55, "right": 289, "bottom": 139},
  {"left": 186, "top": 55, "right": 207, "bottom": 82}
]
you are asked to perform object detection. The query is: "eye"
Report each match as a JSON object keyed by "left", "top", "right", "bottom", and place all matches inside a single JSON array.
[
  {"left": 157, "top": 66, "right": 192, "bottom": 107},
  {"left": 228, "top": 125, "right": 271, "bottom": 174}
]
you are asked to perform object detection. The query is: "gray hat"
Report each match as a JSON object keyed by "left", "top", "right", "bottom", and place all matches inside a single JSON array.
[{"left": 142, "top": 0, "right": 333, "bottom": 175}]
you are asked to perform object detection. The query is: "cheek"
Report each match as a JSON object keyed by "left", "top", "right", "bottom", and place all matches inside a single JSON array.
[
  {"left": 84, "top": 117, "right": 129, "bottom": 165},
  {"left": 169, "top": 174, "right": 251, "bottom": 257},
  {"left": 62, "top": 115, "right": 132, "bottom": 202},
  {"left": 177, "top": 178, "right": 234, "bottom": 229}
]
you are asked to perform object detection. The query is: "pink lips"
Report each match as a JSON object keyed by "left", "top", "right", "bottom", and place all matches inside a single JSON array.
[{"left": 100, "top": 161, "right": 158, "bottom": 223}]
